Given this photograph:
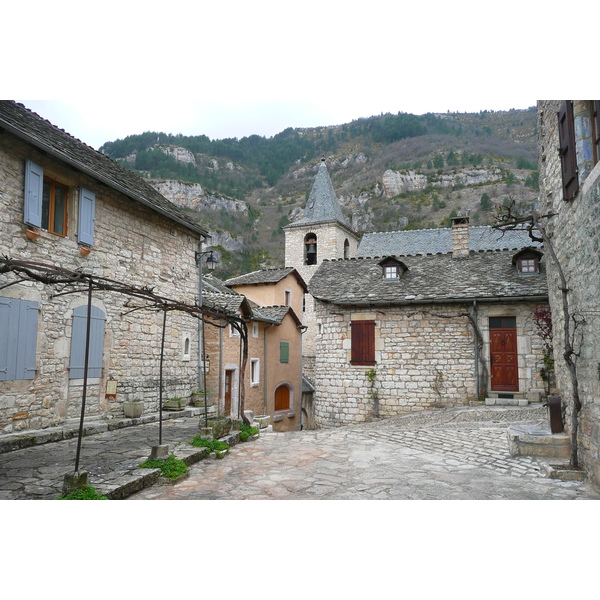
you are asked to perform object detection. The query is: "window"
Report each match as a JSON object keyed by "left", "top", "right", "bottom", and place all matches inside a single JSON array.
[
  {"left": 69, "top": 305, "right": 105, "bottom": 378},
  {"left": 351, "top": 320, "right": 376, "bottom": 365},
  {"left": 279, "top": 341, "right": 289, "bottom": 363},
  {"left": 182, "top": 332, "right": 191, "bottom": 361},
  {"left": 42, "top": 178, "right": 68, "bottom": 236},
  {"left": 344, "top": 239, "right": 350, "bottom": 259},
  {"left": 284, "top": 290, "right": 291, "bottom": 306},
  {"left": 558, "top": 101, "right": 579, "bottom": 200},
  {"left": 252, "top": 323, "right": 259, "bottom": 338},
  {"left": 24, "top": 160, "right": 96, "bottom": 244},
  {"left": 518, "top": 258, "right": 538, "bottom": 274},
  {"left": 250, "top": 358, "right": 260, "bottom": 386},
  {"left": 305, "top": 234, "right": 317, "bottom": 265},
  {"left": 229, "top": 324, "right": 240, "bottom": 337},
  {"left": 384, "top": 265, "right": 400, "bottom": 279},
  {"left": 0, "top": 297, "right": 39, "bottom": 381},
  {"left": 275, "top": 385, "right": 290, "bottom": 411},
  {"left": 489, "top": 316, "right": 516, "bottom": 329}
]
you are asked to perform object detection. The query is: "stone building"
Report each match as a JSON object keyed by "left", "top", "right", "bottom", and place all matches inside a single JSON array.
[
  {"left": 283, "top": 158, "right": 361, "bottom": 378},
  {"left": 308, "top": 218, "right": 550, "bottom": 427},
  {"left": 200, "top": 270, "right": 305, "bottom": 432},
  {"left": 537, "top": 100, "right": 600, "bottom": 486},
  {"left": 0, "top": 101, "right": 209, "bottom": 433}
]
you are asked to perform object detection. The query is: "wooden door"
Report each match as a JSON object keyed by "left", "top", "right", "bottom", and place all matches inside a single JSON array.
[
  {"left": 274, "top": 385, "right": 290, "bottom": 411},
  {"left": 490, "top": 317, "right": 518, "bottom": 391},
  {"left": 224, "top": 370, "right": 233, "bottom": 415}
]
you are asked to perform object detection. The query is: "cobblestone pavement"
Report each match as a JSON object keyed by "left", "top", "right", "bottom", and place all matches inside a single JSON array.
[{"left": 130, "top": 406, "right": 600, "bottom": 500}]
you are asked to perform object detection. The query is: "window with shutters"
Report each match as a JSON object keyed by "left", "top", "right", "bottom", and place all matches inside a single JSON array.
[
  {"left": 24, "top": 160, "right": 96, "bottom": 245},
  {"left": 350, "top": 320, "right": 376, "bottom": 365},
  {"left": 558, "top": 101, "right": 579, "bottom": 200},
  {"left": 279, "top": 341, "right": 289, "bottom": 364},
  {"left": 0, "top": 297, "right": 39, "bottom": 381},
  {"left": 69, "top": 305, "right": 106, "bottom": 379}
]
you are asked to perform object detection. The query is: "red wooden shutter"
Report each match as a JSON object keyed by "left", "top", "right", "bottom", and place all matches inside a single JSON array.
[
  {"left": 557, "top": 101, "right": 579, "bottom": 200},
  {"left": 351, "top": 321, "right": 376, "bottom": 365}
]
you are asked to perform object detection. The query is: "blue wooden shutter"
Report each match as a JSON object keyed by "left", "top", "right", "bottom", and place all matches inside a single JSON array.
[
  {"left": 69, "top": 305, "right": 105, "bottom": 378},
  {"left": 0, "top": 297, "right": 39, "bottom": 381},
  {"left": 24, "top": 160, "right": 43, "bottom": 227},
  {"left": 78, "top": 187, "right": 96, "bottom": 246},
  {"left": 280, "top": 341, "right": 289, "bottom": 363}
]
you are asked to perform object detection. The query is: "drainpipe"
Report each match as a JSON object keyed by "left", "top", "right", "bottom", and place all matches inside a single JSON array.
[
  {"left": 473, "top": 299, "right": 479, "bottom": 399},
  {"left": 263, "top": 323, "right": 275, "bottom": 416},
  {"left": 299, "top": 325, "right": 307, "bottom": 431}
]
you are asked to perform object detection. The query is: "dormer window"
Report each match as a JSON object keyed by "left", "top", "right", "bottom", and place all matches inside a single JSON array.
[
  {"left": 518, "top": 258, "right": 538, "bottom": 274},
  {"left": 378, "top": 257, "right": 407, "bottom": 280},
  {"left": 512, "top": 248, "right": 543, "bottom": 275},
  {"left": 384, "top": 265, "right": 400, "bottom": 279}
]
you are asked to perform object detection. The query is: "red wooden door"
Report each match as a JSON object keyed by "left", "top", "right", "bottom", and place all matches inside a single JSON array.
[
  {"left": 224, "top": 370, "right": 233, "bottom": 415},
  {"left": 490, "top": 318, "right": 518, "bottom": 391}
]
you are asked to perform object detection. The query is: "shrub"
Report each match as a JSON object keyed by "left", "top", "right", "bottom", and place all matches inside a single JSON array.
[
  {"left": 190, "top": 435, "right": 230, "bottom": 454},
  {"left": 239, "top": 423, "right": 259, "bottom": 442}
]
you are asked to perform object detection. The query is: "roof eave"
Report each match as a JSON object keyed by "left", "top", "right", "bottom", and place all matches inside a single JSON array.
[{"left": 0, "top": 118, "right": 209, "bottom": 238}]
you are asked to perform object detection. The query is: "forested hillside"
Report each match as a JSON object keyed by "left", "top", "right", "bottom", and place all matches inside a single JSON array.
[{"left": 100, "top": 107, "right": 539, "bottom": 279}]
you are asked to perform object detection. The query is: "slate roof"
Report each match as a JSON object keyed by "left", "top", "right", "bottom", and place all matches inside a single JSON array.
[
  {"left": 309, "top": 250, "right": 548, "bottom": 307},
  {"left": 357, "top": 226, "right": 540, "bottom": 258},
  {"left": 225, "top": 267, "right": 308, "bottom": 291},
  {"left": 285, "top": 158, "right": 352, "bottom": 230},
  {"left": 0, "top": 101, "right": 208, "bottom": 237},
  {"left": 202, "top": 291, "right": 249, "bottom": 317}
]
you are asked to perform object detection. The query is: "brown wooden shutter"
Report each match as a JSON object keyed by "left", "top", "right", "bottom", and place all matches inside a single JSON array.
[
  {"left": 350, "top": 320, "right": 376, "bottom": 365},
  {"left": 558, "top": 101, "right": 579, "bottom": 200},
  {"left": 592, "top": 101, "right": 600, "bottom": 165}
]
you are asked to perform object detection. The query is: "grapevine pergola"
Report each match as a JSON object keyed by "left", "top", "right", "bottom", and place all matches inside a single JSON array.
[{"left": 0, "top": 256, "right": 250, "bottom": 475}]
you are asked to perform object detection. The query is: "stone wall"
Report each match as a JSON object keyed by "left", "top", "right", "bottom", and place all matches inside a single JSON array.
[
  {"left": 538, "top": 100, "right": 600, "bottom": 486},
  {"left": 0, "top": 132, "right": 202, "bottom": 433},
  {"left": 313, "top": 300, "right": 547, "bottom": 427}
]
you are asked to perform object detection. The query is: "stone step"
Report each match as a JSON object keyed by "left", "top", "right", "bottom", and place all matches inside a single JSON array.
[{"left": 485, "top": 397, "right": 530, "bottom": 407}]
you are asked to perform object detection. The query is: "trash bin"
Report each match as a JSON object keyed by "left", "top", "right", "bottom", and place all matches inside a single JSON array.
[{"left": 543, "top": 394, "right": 564, "bottom": 434}]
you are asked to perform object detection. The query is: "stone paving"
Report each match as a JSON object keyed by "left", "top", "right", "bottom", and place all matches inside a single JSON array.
[
  {"left": 1, "top": 404, "right": 599, "bottom": 500},
  {"left": 130, "top": 406, "right": 600, "bottom": 501}
]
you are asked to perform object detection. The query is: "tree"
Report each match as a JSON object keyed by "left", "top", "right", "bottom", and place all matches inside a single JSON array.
[{"left": 480, "top": 193, "right": 492, "bottom": 211}]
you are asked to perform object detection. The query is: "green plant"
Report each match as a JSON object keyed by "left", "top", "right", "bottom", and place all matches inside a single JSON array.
[
  {"left": 138, "top": 455, "right": 188, "bottom": 479},
  {"left": 190, "top": 435, "right": 230, "bottom": 456},
  {"left": 57, "top": 484, "right": 108, "bottom": 500},
  {"left": 239, "top": 423, "right": 259, "bottom": 442}
]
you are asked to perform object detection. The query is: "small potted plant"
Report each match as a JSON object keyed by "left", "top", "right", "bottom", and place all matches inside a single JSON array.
[
  {"left": 123, "top": 399, "right": 143, "bottom": 418},
  {"left": 163, "top": 397, "right": 185, "bottom": 411}
]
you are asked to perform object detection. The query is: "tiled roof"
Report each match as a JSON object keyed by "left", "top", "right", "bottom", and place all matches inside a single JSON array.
[
  {"left": 202, "top": 291, "right": 247, "bottom": 316},
  {"left": 309, "top": 250, "right": 548, "bottom": 306},
  {"left": 225, "top": 267, "right": 308, "bottom": 291},
  {"left": 286, "top": 158, "right": 351, "bottom": 229},
  {"left": 203, "top": 275, "right": 238, "bottom": 295},
  {"left": 357, "top": 226, "right": 540, "bottom": 258},
  {"left": 0, "top": 101, "right": 208, "bottom": 236}
]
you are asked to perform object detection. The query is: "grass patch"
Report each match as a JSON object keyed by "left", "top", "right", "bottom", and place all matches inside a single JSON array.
[
  {"left": 239, "top": 423, "right": 259, "bottom": 442},
  {"left": 138, "top": 454, "right": 188, "bottom": 479},
  {"left": 57, "top": 484, "right": 108, "bottom": 500},
  {"left": 190, "top": 435, "right": 230, "bottom": 456}
]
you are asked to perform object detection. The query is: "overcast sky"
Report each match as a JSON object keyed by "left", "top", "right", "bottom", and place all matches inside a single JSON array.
[{"left": 3, "top": 1, "right": 597, "bottom": 151}]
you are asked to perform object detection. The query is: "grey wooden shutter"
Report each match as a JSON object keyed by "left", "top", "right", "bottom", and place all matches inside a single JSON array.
[
  {"left": 78, "top": 187, "right": 96, "bottom": 246},
  {"left": 24, "top": 160, "right": 43, "bottom": 227},
  {"left": 0, "top": 297, "right": 39, "bottom": 381},
  {"left": 69, "top": 305, "right": 105, "bottom": 378},
  {"left": 558, "top": 101, "right": 579, "bottom": 200}
]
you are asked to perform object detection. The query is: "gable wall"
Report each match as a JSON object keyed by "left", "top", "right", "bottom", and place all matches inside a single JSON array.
[{"left": 0, "top": 132, "right": 202, "bottom": 433}]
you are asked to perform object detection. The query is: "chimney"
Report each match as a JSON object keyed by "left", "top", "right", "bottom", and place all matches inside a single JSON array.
[{"left": 451, "top": 216, "right": 470, "bottom": 258}]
